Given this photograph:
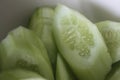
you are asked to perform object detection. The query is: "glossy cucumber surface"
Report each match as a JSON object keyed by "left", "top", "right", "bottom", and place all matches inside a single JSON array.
[
  {"left": 29, "top": 7, "right": 58, "bottom": 69},
  {"left": 96, "top": 21, "right": 120, "bottom": 63},
  {"left": 53, "top": 5, "right": 112, "bottom": 80},
  {"left": 0, "top": 27, "right": 54, "bottom": 80}
]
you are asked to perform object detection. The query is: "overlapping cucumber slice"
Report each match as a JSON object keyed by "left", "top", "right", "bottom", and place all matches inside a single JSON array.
[
  {"left": 96, "top": 21, "right": 120, "bottom": 63},
  {"left": 56, "top": 54, "right": 76, "bottom": 80},
  {"left": 0, "top": 69, "right": 46, "bottom": 80},
  {"left": 0, "top": 27, "right": 54, "bottom": 80},
  {"left": 106, "top": 61, "right": 120, "bottom": 80},
  {"left": 53, "top": 5, "right": 112, "bottom": 80},
  {"left": 29, "top": 7, "right": 58, "bottom": 69}
]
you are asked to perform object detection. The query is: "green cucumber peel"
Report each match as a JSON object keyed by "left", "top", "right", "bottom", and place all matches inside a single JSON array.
[{"left": 106, "top": 61, "right": 120, "bottom": 80}]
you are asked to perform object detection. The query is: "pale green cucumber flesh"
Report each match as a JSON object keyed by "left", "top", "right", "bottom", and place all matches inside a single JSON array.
[
  {"left": 53, "top": 5, "right": 112, "bottom": 80},
  {"left": 0, "top": 69, "right": 46, "bottom": 80},
  {"left": 96, "top": 21, "right": 120, "bottom": 63},
  {"left": 29, "top": 7, "right": 58, "bottom": 69},
  {"left": 56, "top": 54, "right": 76, "bottom": 80},
  {"left": 0, "top": 27, "right": 54, "bottom": 80}
]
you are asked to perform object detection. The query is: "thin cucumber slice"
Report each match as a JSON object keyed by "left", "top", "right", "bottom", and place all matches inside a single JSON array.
[
  {"left": 0, "top": 69, "right": 46, "bottom": 80},
  {"left": 56, "top": 54, "right": 76, "bottom": 80},
  {"left": 53, "top": 5, "right": 112, "bottom": 80},
  {"left": 106, "top": 61, "right": 120, "bottom": 80},
  {"left": 0, "top": 26, "right": 54, "bottom": 80},
  {"left": 29, "top": 7, "right": 58, "bottom": 69},
  {"left": 96, "top": 21, "right": 120, "bottom": 63}
]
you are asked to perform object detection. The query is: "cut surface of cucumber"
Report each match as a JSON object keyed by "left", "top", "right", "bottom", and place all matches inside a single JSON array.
[
  {"left": 53, "top": 5, "right": 112, "bottom": 80},
  {"left": 0, "top": 69, "right": 46, "bottom": 80},
  {"left": 96, "top": 21, "right": 120, "bottom": 63},
  {"left": 0, "top": 26, "right": 54, "bottom": 80},
  {"left": 56, "top": 54, "right": 76, "bottom": 80},
  {"left": 29, "top": 7, "right": 58, "bottom": 69}
]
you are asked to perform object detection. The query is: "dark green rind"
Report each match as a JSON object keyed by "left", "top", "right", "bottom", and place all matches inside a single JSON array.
[{"left": 106, "top": 61, "right": 120, "bottom": 80}]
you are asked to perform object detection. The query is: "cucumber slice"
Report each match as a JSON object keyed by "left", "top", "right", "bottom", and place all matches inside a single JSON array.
[
  {"left": 96, "top": 21, "right": 120, "bottom": 63},
  {"left": 53, "top": 5, "right": 112, "bottom": 80},
  {"left": 106, "top": 61, "right": 120, "bottom": 80},
  {"left": 56, "top": 54, "right": 76, "bottom": 80},
  {"left": 0, "top": 26, "right": 54, "bottom": 80},
  {"left": 0, "top": 69, "right": 46, "bottom": 80},
  {"left": 29, "top": 7, "right": 58, "bottom": 69}
]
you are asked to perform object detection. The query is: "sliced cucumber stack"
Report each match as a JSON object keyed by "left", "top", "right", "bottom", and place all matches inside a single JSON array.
[
  {"left": 96, "top": 21, "right": 120, "bottom": 63},
  {"left": 0, "top": 69, "right": 46, "bottom": 80},
  {"left": 0, "top": 27, "right": 54, "bottom": 80},
  {"left": 29, "top": 7, "right": 58, "bottom": 69},
  {"left": 56, "top": 54, "right": 76, "bottom": 80},
  {"left": 53, "top": 5, "right": 112, "bottom": 80}
]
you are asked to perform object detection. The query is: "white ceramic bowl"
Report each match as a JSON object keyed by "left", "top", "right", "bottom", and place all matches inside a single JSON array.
[{"left": 0, "top": 0, "right": 120, "bottom": 40}]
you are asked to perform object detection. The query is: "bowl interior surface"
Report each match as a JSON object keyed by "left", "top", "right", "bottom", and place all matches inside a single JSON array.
[
  {"left": 0, "top": 0, "right": 83, "bottom": 40},
  {"left": 0, "top": 0, "right": 120, "bottom": 41}
]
